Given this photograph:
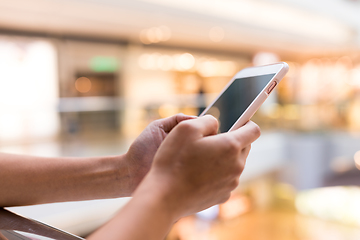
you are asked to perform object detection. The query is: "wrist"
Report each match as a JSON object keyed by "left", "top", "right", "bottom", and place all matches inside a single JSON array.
[
  {"left": 123, "top": 150, "right": 153, "bottom": 195},
  {"left": 133, "top": 171, "right": 184, "bottom": 223},
  {"left": 88, "top": 171, "right": 179, "bottom": 240},
  {"left": 103, "top": 154, "right": 133, "bottom": 197}
]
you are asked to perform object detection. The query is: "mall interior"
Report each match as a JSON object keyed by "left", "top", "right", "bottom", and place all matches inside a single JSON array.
[{"left": 1, "top": 0, "right": 360, "bottom": 239}]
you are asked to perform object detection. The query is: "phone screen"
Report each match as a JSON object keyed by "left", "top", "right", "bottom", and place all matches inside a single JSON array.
[{"left": 201, "top": 73, "right": 275, "bottom": 133}]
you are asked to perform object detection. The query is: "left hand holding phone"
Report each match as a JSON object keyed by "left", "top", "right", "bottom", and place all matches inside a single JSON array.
[{"left": 124, "top": 113, "right": 197, "bottom": 195}]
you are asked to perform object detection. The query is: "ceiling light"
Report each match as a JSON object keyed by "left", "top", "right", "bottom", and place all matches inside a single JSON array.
[
  {"left": 141, "top": 0, "right": 353, "bottom": 43},
  {"left": 139, "top": 26, "right": 172, "bottom": 44}
]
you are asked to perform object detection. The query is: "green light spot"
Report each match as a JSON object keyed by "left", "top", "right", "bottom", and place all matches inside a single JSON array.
[{"left": 90, "top": 56, "right": 119, "bottom": 72}]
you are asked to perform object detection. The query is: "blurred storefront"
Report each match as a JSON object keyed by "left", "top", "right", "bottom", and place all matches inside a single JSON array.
[{"left": 1, "top": 0, "right": 360, "bottom": 239}]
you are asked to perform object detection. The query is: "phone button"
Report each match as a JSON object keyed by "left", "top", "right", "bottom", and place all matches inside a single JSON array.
[{"left": 266, "top": 81, "right": 277, "bottom": 94}]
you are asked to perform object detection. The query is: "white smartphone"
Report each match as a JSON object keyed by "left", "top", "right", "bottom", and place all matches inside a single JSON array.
[{"left": 199, "top": 62, "right": 289, "bottom": 133}]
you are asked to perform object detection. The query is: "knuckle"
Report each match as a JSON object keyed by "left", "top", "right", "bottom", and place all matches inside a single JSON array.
[
  {"left": 202, "top": 115, "right": 219, "bottom": 132},
  {"left": 152, "top": 118, "right": 162, "bottom": 125},
  {"left": 177, "top": 120, "right": 196, "bottom": 133},
  {"left": 219, "top": 193, "right": 231, "bottom": 204},
  {"left": 250, "top": 123, "right": 261, "bottom": 139},
  {"left": 208, "top": 115, "right": 219, "bottom": 129},
  {"left": 174, "top": 113, "right": 186, "bottom": 121},
  {"left": 148, "top": 120, "right": 160, "bottom": 129},
  {"left": 204, "top": 114, "right": 217, "bottom": 122},
  {"left": 225, "top": 137, "right": 241, "bottom": 153},
  {"left": 241, "top": 145, "right": 251, "bottom": 156},
  {"left": 232, "top": 163, "right": 244, "bottom": 176},
  {"left": 231, "top": 178, "right": 240, "bottom": 190}
]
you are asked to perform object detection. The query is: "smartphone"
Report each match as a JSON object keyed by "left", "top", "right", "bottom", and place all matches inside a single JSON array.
[{"left": 199, "top": 62, "right": 289, "bottom": 133}]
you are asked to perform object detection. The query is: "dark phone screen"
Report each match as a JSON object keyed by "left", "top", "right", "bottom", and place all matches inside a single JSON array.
[{"left": 201, "top": 73, "right": 275, "bottom": 133}]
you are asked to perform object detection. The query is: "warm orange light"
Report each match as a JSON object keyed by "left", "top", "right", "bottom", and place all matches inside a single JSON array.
[
  {"left": 219, "top": 194, "right": 251, "bottom": 220},
  {"left": 75, "top": 77, "right": 92, "bottom": 93},
  {"left": 295, "top": 187, "right": 360, "bottom": 226},
  {"left": 158, "top": 104, "right": 179, "bottom": 118},
  {"left": 157, "top": 55, "right": 173, "bottom": 71},
  {"left": 139, "top": 26, "right": 172, "bottom": 44},
  {"left": 197, "top": 60, "right": 236, "bottom": 77},
  {"left": 178, "top": 53, "right": 195, "bottom": 70},
  {"left": 253, "top": 52, "right": 279, "bottom": 66},
  {"left": 354, "top": 151, "right": 360, "bottom": 170}
]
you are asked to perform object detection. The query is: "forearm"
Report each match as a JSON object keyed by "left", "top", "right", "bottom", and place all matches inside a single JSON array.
[
  {"left": 0, "top": 153, "right": 130, "bottom": 207},
  {"left": 87, "top": 118, "right": 260, "bottom": 240},
  {"left": 88, "top": 175, "right": 177, "bottom": 240}
]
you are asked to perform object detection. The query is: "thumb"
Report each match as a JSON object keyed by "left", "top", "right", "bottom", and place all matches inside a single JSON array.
[{"left": 159, "top": 113, "right": 197, "bottom": 133}]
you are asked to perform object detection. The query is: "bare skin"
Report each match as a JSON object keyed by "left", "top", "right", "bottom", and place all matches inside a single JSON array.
[
  {"left": 0, "top": 114, "right": 261, "bottom": 240},
  {"left": 88, "top": 116, "right": 260, "bottom": 240},
  {"left": 0, "top": 114, "right": 195, "bottom": 207}
]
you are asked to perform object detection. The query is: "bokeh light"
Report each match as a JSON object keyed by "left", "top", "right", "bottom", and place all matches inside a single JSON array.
[
  {"left": 75, "top": 77, "right": 92, "bottom": 93},
  {"left": 140, "top": 26, "right": 172, "bottom": 44}
]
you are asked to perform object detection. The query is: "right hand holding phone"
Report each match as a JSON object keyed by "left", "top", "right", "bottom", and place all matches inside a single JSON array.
[{"left": 137, "top": 115, "right": 261, "bottom": 220}]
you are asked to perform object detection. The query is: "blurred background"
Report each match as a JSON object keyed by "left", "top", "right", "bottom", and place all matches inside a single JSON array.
[{"left": 1, "top": 0, "right": 360, "bottom": 239}]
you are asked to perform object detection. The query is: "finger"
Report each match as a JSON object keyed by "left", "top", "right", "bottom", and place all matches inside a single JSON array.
[
  {"left": 160, "top": 113, "right": 197, "bottom": 133},
  {"left": 184, "top": 115, "right": 219, "bottom": 137},
  {"left": 241, "top": 144, "right": 251, "bottom": 157},
  {"left": 225, "top": 121, "right": 261, "bottom": 147},
  {"left": 218, "top": 192, "right": 231, "bottom": 204},
  {"left": 239, "top": 145, "right": 251, "bottom": 168},
  {"left": 163, "top": 115, "right": 218, "bottom": 146}
]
